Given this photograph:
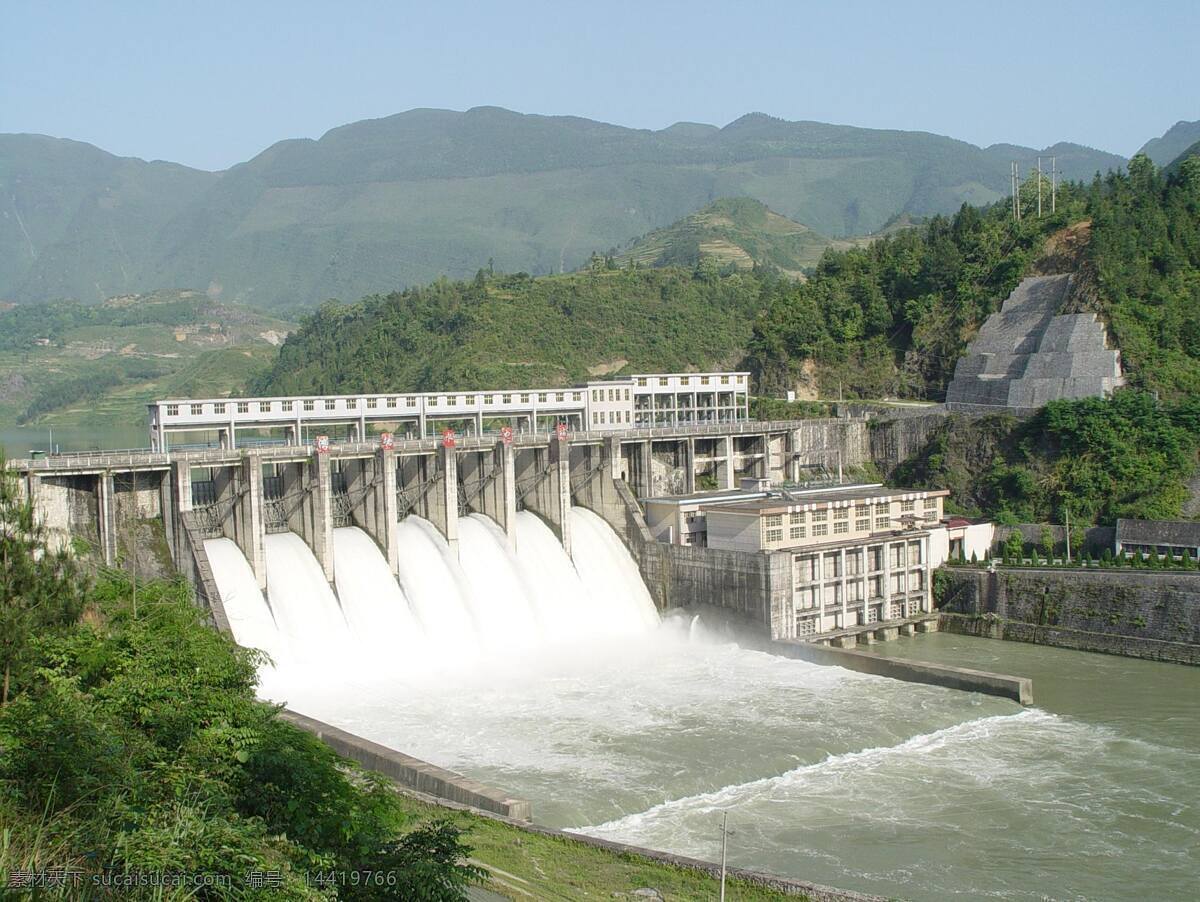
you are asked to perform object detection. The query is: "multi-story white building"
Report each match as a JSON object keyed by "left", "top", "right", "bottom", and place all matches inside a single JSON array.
[
  {"left": 698, "top": 483, "right": 950, "bottom": 637},
  {"left": 147, "top": 371, "right": 750, "bottom": 450}
]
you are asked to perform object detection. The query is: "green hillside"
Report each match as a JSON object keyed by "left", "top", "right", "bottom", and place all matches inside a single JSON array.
[
  {"left": 1165, "top": 139, "right": 1200, "bottom": 176},
  {"left": 0, "top": 291, "right": 292, "bottom": 447},
  {"left": 251, "top": 267, "right": 766, "bottom": 395},
  {"left": 613, "top": 197, "right": 854, "bottom": 276},
  {"left": 1138, "top": 119, "right": 1200, "bottom": 167},
  {"left": 2, "top": 107, "right": 1126, "bottom": 310}
]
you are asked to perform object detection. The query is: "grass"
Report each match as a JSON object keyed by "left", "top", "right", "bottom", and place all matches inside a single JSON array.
[{"left": 389, "top": 794, "right": 804, "bottom": 901}]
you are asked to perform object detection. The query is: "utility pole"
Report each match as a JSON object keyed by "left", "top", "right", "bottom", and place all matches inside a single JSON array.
[
  {"left": 1065, "top": 504, "right": 1071, "bottom": 562},
  {"left": 1051, "top": 156, "right": 1057, "bottom": 214},
  {"left": 1037, "top": 157, "right": 1043, "bottom": 218},
  {"left": 719, "top": 811, "right": 730, "bottom": 902},
  {"left": 1011, "top": 162, "right": 1018, "bottom": 221}
]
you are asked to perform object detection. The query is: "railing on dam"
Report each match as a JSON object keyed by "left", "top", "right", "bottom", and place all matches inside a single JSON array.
[{"left": 9, "top": 418, "right": 851, "bottom": 474}]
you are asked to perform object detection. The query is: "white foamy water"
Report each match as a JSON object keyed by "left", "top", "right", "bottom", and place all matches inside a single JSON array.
[
  {"left": 206, "top": 511, "right": 1200, "bottom": 901},
  {"left": 203, "top": 537, "right": 287, "bottom": 665}
]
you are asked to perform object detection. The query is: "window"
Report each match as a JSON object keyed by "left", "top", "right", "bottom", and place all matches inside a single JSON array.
[
  {"left": 721, "top": 375, "right": 729, "bottom": 384},
  {"left": 388, "top": 397, "right": 397, "bottom": 408},
  {"left": 406, "top": 397, "right": 416, "bottom": 407},
  {"left": 259, "top": 401, "right": 270, "bottom": 413},
  {"left": 322, "top": 399, "right": 333, "bottom": 410},
  {"left": 556, "top": 392, "right": 565, "bottom": 401},
  {"left": 538, "top": 393, "right": 547, "bottom": 402},
  {"left": 237, "top": 402, "right": 249, "bottom": 414},
  {"left": 592, "top": 412, "right": 598, "bottom": 425},
  {"left": 625, "top": 411, "right": 630, "bottom": 422},
  {"left": 190, "top": 403, "right": 202, "bottom": 415},
  {"left": 592, "top": 390, "right": 598, "bottom": 401},
  {"left": 607, "top": 389, "right": 613, "bottom": 401},
  {"left": 813, "top": 523, "right": 828, "bottom": 537},
  {"left": 795, "top": 616, "right": 817, "bottom": 637},
  {"left": 856, "top": 518, "right": 871, "bottom": 532},
  {"left": 737, "top": 375, "right": 745, "bottom": 384},
  {"left": 901, "top": 500, "right": 915, "bottom": 512},
  {"left": 868, "top": 546, "right": 883, "bottom": 570},
  {"left": 855, "top": 505, "right": 869, "bottom": 519},
  {"left": 465, "top": 395, "right": 475, "bottom": 405},
  {"left": 304, "top": 400, "right": 315, "bottom": 412},
  {"left": 624, "top": 389, "right": 630, "bottom": 400},
  {"left": 659, "top": 377, "right": 669, "bottom": 386},
  {"left": 637, "top": 378, "right": 648, "bottom": 387},
  {"left": 924, "top": 498, "right": 937, "bottom": 510},
  {"left": 484, "top": 395, "right": 493, "bottom": 405},
  {"left": 846, "top": 553, "right": 862, "bottom": 575},
  {"left": 602, "top": 412, "right": 608, "bottom": 424},
  {"left": 869, "top": 576, "right": 883, "bottom": 598},
  {"left": 875, "top": 516, "right": 890, "bottom": 530},
  {"left": 765, "top": 529, "right": 783, "bottom": 543},
  {"left": 503, "top": 394, "right": 512, "bottom": 403},
  {"left": 447, "top": 396, "right": 457, "bottom": 406},
  {"left": 166, "top": 404, "right": 179, "bottom": 417},
  {"left": 521, "top": 393, "right": 530, "bottom": 403},
  {"left": 789, "top": 512, "right": 805, "bottom": 525},
  {"left": 912, "top": 570, "right": 925, "bottom": 589},
  {"left": 813, "top": 510, "right": 827, "bottom": 523},
  {"left": 790, "top": 525, "right": 806, "bottom": 540},
  {"left": 214, "top": 403, "right": 226, "bottom": 414},
  {"left": 834, "top": 508, "right": 848, "bottom": 520},
  {"left": 764, "top": 514, "right": 783, "bottom": 528},
  {"left": 573, "top": 392, "right": 582, "bottom": 401},
  {"left": 701, "top": 376, "right": 710, "bottom": 385},
  {"left": 367, "top": 398, "right": 377, "bottom": 409},
  {"left": 834, "top": 521, "right": 849, "bottom": 534}
]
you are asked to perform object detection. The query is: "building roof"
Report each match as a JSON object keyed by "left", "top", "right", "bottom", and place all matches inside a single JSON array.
[
  {"left": 701, "top": 485, "right": 948, "bottom": 515},
  {"left": 1115, "top": 518, "right": 1200, "bottom": 547},
  {"left": 642, "top": 488, "right": 769, "bottom": 506}
]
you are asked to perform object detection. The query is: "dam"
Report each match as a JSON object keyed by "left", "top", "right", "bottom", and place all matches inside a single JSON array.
[{"left": 8, "top": 408, "right": 1198, "bottom": 899}]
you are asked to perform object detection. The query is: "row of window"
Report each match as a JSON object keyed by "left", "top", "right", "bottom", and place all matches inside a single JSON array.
[
  {"left": 164, "top": 391, "right": 588, "bottom": 418},
  {"left": 793, "top": 544, "right": 925, "bottom": 581},
  {"left": 591, "top": 388, "right": 632, "bottom": 402},
  {"left": 635, "top": 375, "right": 743, "bottom": 387},
  {"left": 591, "top": 410, "right": 632, "bottom": 425}
]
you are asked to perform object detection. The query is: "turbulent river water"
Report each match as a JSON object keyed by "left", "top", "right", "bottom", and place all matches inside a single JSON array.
[{"left": 206, "top": 513, "right": 1199, "bottom": 901}]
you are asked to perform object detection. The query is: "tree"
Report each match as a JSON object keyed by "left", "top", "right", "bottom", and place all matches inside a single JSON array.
[
  {"left": 1004, "top": 529, "right": 1024, "bottom": 564},
  {"left": 0, "top": 460, "right": 86, "bottom": 706},
  {"left": 1039, "top": 525, "right": 1055, "bottom": 561}
]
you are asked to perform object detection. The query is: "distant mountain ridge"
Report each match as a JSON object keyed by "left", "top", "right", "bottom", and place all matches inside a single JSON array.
[
  {"left": 1, "top": 107, "right": 1129, "bottom": 309},
  {"left": 1138, "top": 120, "right": 1200, "bottom": 167}
]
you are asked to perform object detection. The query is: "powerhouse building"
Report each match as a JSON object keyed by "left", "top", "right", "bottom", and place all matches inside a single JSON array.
[{"left": 148, "top": 371, "right": 750, "bottom": 450}]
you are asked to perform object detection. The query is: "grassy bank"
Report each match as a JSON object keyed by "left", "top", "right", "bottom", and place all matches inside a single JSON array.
[{"left": 385, "top": 793, "right": 801, "bottom": 901}]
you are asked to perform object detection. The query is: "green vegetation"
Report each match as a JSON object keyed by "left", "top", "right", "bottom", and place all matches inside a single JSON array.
[
  {"left": 252, "top": 267, "right": 767, "bottom": 394},
  {"left": 0, "top": 291, "right": 291, "bottom": 443},
  {"left": 2, "top": 109, "right": 1125, "bottom": 310},
  {"left": 615, "top": 197, "right": 856, "bottom": 276},
  {"left": 1089, "top": 155, "right": 1200, "bottom": 397},
  {"left": 894, "top": 390, "right": 1200, "bottom": 527}
]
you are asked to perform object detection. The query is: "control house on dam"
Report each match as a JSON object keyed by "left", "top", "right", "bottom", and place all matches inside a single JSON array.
[{"left": 147, "top": 371, "right": 751, "bottom": 451}]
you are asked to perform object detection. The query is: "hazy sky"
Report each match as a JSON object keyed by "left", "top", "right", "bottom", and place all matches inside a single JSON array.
[{"left": 3, "top": 0, "right": 1195, "bottom": 171}]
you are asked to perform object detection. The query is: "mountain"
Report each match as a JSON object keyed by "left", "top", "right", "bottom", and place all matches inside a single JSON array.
[
  {"left": 1165, "top": 140, "right": 1200, "bottom": 177},
  {"left": 614, "top": 197, "right": 853, "bottom": 276},
  {"left": 1138, "top": 120, "right": 1200, "bottom": 167},
  {"left": 1, "top": 107, "right": 1128, "bottom": 310},
  {"left": 0, "top": 290, "right": 292, "bottom": 445}
]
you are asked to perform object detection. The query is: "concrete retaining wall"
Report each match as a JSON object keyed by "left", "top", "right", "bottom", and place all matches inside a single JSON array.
[
  {"left": 767, "top": 638, "right": 1033, "bottom": 705},
  {"left": 280, "top": 710, "right": 533, "bottom": 821},
  {"left": 939, "top": 567, "right": 1200, "bottom": 664}
]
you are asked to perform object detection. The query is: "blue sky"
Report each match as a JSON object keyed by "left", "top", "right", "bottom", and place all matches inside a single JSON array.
[{"left": 3, "top": 0, "right": 1195, "bottom": 171}]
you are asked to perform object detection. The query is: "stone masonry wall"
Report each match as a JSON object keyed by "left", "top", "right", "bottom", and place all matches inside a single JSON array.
[{"left": 940, "top": 568, "right": 1200, "bottom": 664}]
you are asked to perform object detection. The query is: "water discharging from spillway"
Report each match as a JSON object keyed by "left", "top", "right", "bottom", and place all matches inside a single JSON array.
[{"left": 206, "top": 510, "right": 1200, "bottom": 901}]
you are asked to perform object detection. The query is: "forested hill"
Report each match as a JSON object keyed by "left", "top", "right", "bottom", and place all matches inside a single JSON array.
[
  {"left": 747, "top": 154, "right": 1200, "bottom": 401},
  {"left": 251, "top": 267, "right": 769, "bottom": 395},
  {"left": 2, "top": 107, "right": 1126, "bottom": 310},
  {"left": 1138, "top": 119, "right": 1200, "bottom": 167}
]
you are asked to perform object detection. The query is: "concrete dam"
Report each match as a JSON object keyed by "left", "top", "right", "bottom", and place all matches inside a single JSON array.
[{"left": 10, "top": 416, "right": 1200, "bottom": 900}]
